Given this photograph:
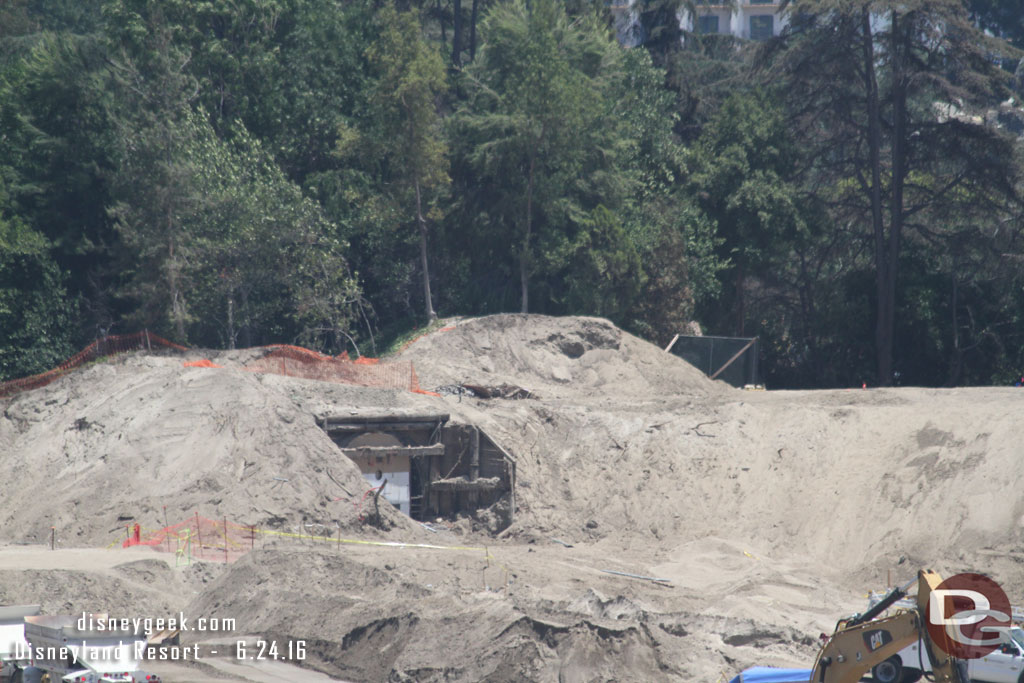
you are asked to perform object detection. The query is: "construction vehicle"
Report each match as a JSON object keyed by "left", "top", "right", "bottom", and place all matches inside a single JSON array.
[
  {"left": 22, "top": 616, "right": 143, "bottom": 683},
  {"left": 0, "top": 605, "right": 41, "bottom": 682},
  {"left": 731, "top": 569, "right": 968, "bottom": 683},
  {"left": 870, "top": 623, "right": 1024, "bottom": 682},
  {"left": 811, "top": 569, "right": 966, "bottom": 682}
]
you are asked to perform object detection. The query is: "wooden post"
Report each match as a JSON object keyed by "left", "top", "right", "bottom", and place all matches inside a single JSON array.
[
  {"left": 373, "top": 480, "right": 387, "bottom": 527},
  {"left": 508, "top": 460, "right": 516, "bottom": 524},
  {"left": 470, "top": 427, "right": 480, "bottom": 481},
  {"left": 163, "top": 506, "right": 171, "bottom": 553},
  {"left": 195, "top": 512, "right": 202, "bottom": 558},
  {"left": 709, "top": 337, "right": 757, "bottom": 381},
  {"left": 50, "top": 527, "right": 55, "bottom": 550}
]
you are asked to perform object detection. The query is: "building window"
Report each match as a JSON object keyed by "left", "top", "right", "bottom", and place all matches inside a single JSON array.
[
  {"left": 697, "top": 15, "right": 720, "bottom": 34},
  {"left": 750, "top": 15, "right": 773, "bottom": 40}
]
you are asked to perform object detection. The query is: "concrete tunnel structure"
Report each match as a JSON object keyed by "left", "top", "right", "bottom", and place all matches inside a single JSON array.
[{"left": 318, "top": 412, "right": 516, "bottom": 528}]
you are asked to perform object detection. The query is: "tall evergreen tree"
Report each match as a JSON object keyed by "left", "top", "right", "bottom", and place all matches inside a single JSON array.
[
  {"left": 452, "top": 0, "right": 631, "bottom": 313},
  {"left": 778, "top": 0, "right": 1022, "bottom": 385},
  {"left": 359, "top": 6, "right": 449, "bottom": 322}
]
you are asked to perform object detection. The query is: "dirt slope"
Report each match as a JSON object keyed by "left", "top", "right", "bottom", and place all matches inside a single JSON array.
[
  {"left": 403, "top": 314, "right": 720, "bottom": 399},
  {"left": 400, "top": 317, "right": 1024, "bottom": 586},
  {"left": 2, "top": 314, "right": 1023, "bottom": 681},
  {"left": 0, "top": 353, "right": 422, "bottom": 545}
]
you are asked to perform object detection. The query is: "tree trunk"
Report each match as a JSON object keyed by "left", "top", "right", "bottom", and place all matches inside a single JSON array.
[
  {"left": 168, "top": 231, "right": 186, "bottom": 342},
  {"left": 414, "top": 177, "right": 437, "bottom": 321},
  {"left": 521, "top": 155, "right": 535, "bottom": 314},
  {"left": 437, "top": 0, "right": 446, "bottom": 43},
  {"left": 240, "top": 289, "right": 252, "bottom": 347},
  {"left": 861, "top": 8, "right": 891, "bottom": 386},
  {"left": 227, "top": 296, "right": 235, "bottom": 350},
  {"left": 469, "top": 0, "right": 480, "bottom": 61},
  {"left": 884, "top": 10, "right": 908, "bottom": 387},
  {"left": 946, "top": 267, "right": 963, "bottom": 387},
  {"left": 452, "top": 0, "right": 463, "bottom": 67},
  {"left": 734, "top": 263, "right": 745, "bottom": 337}
]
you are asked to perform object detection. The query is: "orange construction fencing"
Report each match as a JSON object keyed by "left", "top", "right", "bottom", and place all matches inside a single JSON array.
[
  {"left": 1, "top": 333, "right": 438, "bottom": 399},
  {"left": 0, "top": 331, "right": 186, "bottom": 399},
  {"left": 242, "top": 345, "right": 434, "bottom": 394},
  {"left": 123, "top": 514, "right": 256, "bottom": 564}
]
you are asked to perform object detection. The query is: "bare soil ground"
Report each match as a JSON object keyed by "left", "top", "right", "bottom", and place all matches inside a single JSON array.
[{"left": 2, "top": 314, "right": 1022, "bottom": 681}]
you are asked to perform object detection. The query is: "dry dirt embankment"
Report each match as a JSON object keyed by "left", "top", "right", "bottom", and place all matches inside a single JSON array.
[{"left": 2, "top": 314, "right": 1022, "bottom": 681}]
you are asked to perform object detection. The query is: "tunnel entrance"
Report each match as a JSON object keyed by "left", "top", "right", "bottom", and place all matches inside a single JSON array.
[{"left": 318, "top": 412, "right": 516, "bottom": 529}]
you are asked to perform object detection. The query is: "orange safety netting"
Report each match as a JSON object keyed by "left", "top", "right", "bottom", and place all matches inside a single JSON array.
[
  {"left": 1, "top": 333, "right": 439, "bottom": 399},
  {"left": 123, "top": 515, "right": 257, "bottom": 563},
  {"left": 0, "top": 332, "right": 187, "bottom": 399},
  {"left": 183, "top": 359, "right": 222, "bottom": 368},
  {"left": 242, "top": 345, "right": 438, "bottom": 395}
]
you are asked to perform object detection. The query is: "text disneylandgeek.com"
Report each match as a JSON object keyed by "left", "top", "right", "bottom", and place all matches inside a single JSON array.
[{"left": 15, "top": 612, "right": 307, "bottom": 663}]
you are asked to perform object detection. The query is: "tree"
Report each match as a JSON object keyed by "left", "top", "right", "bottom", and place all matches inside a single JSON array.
[
  {"left": 468, "top": 0, "right": 481, "bottom": 60},
  {"left": 778, "top": 0, "right": 1023, "bottom": 385},
  {"left": 614, "top": 47, "right": 724, "bottom": 341},
  {"left": 968, "top": 0, "right": 1024, "bottom": 50},
  {"left": 101, "top": 0, "right": 363, "bottom": 350},
  {"left": 0, "top": 170, "right": 75, "bottom": 380},
  {"left": 103, "top": 1, "right": 201, "bottom": 341},
  {"left": 688, "top": 90, "right": 809, "bottom": 336},
  {"left": 185, "top": 121, "right": 361, "bottom": 351},
  {"left": 2, "top": 32, "right": 119, "bottom": 335},
  {"left": 636, "top": 0, "right": 687, "bottom": 62},
  {"left": 452, "top": 0, "right": 463, "bottom": 67},
  {"left": 357, "top": 6, "right": 449, "bottom": 322},
  {"left": 453, "top": 0, "right": 630, "bottom": 313}
]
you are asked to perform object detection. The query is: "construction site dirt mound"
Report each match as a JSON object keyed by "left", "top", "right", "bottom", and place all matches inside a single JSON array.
[
  {"left": 0, "top": 352, "right": 423, "bottom": 547},
  {"left": 398, "top": 314, "right": 723, "bottom": 398},
  {"left": 2, "top": 313, "right": 1024, "bottom": 681}
]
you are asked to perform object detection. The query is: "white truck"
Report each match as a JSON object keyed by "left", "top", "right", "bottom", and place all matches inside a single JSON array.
[
  {"left": 22, "top": 615, "right": 144, "bottom": 683},
  {"left": 0, "top": 605, "right": 41, "bottom": 682},
  {"left": 871, "top": 621, "right": 1024, "bottom": 682}
]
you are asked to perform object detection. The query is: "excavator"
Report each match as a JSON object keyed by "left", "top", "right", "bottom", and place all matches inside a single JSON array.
[
  {"left": 810, "top": 569, "right": 965, "bottom": 683},
  {"left": 730, "top": 569, "right": 968, "bottom": 683}
]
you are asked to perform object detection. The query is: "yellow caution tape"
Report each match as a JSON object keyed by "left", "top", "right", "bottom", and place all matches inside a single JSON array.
[{"left": 251, "top": 526, "right": 488, "bottom": 552}]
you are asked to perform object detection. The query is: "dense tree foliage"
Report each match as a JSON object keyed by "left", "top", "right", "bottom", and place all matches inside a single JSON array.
[{"left": 0, "top": 0, "right": 1022, "bottom": 388}]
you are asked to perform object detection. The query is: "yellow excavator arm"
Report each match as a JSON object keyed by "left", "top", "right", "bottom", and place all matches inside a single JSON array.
[{"left": 810, "top": 570, "right": 965, "bottom": 683}]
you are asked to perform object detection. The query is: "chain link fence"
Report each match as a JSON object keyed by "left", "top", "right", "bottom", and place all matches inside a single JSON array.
[{"left": 668, "top": 335, "right": 759, "bottom": 388}]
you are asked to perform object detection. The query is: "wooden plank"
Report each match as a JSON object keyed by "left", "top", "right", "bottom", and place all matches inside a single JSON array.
[
  {"left": 338, "top": 444, "right": 446, "bottom": 458},
  {"left": 664, "top": 333, "right": 680, "bottom": 353},
  {"left": 321, "top": 413, "right": 450, "bottom": 425},
  {"left": 509, "top": 460, "right": 516, "bottom": 522},
  {"left": 709, "top": 337, "right": 757, "bottom": 381},
  {"left": 478, "top": 427, "right": 516, "bottom": 463},
  {"left": 430, "top": 476, "right": 502, "bottom": 492},
  {"left": 471, "top": 426, "right": 480, "bottom": 481},
  {"left": 324, "top": 421, "right": 443, "bottom": 433}
]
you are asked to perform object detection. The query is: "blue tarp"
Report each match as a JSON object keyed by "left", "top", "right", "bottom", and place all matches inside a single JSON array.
[{"left": 727, "top": 667, "right": 812, "bottom": 683}]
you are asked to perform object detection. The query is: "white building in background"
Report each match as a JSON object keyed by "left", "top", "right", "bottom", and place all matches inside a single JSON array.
[
  {"left": 692, "top": 1, "right": 787, "bottom": 40},
  {"left": 610, "top": 0, "right": 788, "bottom": 45}
]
